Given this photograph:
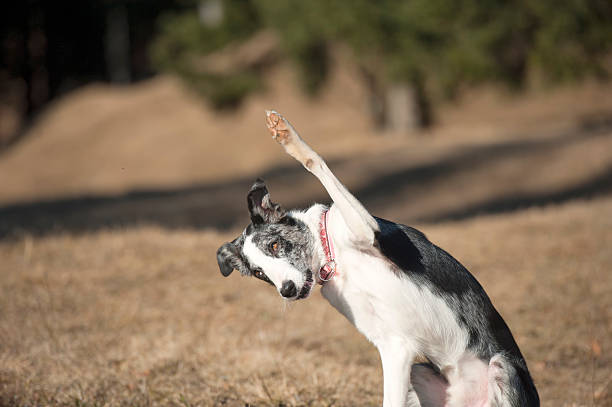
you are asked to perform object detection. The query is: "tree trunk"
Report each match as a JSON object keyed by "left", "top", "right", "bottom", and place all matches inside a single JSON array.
[
  {"left": 105, "top": 5, "right": 131, "bottom": 84},
  {"left": 384, "top": 80, "right": 431, "bottom": 132},
  {"left": 361, "top": 68, "right": 386, "bottom": 129},
  {"left": 361, "top": 68, "right": 432, "bottom": 133}
]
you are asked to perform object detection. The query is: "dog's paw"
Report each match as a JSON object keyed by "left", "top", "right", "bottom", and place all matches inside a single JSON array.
[{"left": 265, "top": 110, "right": 291, "bottom": 145}]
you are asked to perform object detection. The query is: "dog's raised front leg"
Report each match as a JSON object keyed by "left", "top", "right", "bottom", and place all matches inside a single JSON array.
[
  {"left": 265, "top": 110, "right": 379, "bottom": 244},
  {"left": 378, "top": 339, "right": 421, "bottom": 407}
]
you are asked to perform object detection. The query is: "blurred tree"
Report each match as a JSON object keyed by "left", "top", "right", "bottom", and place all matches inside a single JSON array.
[
  {"left": 151, "top": 0, "right": 612, "bottom": 130},
  {"left": 150, "top": 0, "right": 264, "bottom": 109}
]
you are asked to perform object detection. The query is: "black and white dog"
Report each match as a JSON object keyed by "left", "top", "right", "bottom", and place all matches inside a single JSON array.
[{"left": 217, "top": 111, "right": 539, "bottom": 407}]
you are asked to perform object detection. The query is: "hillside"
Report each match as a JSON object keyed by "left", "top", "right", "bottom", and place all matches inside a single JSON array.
[{"left": 1, "top": 66, "right": 612, "bottom": 237}]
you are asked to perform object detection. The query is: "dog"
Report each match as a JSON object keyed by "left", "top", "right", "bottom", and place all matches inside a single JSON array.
[{"left": 216, "top": 111, "right": 539, "bottom": 407}]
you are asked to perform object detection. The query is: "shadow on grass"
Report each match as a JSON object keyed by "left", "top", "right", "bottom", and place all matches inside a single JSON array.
[
  {"left": 417, "top": 164, "right": 612, "bottom": 223},
  {"left": 1, "top": 114, "right": 612, "bottom": 239}
]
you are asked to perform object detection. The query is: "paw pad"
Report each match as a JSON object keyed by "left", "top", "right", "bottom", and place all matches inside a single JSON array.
[{"left": 265, "top": 110, "right": 291, "bottom": 144}]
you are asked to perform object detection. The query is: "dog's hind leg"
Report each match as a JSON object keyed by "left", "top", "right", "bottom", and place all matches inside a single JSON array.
[
  {"left": 265, "top": 110, "right": 379, "bottom": 243},
  {"left": 486, "top": 355, "right": 540, "bottom": 407}
]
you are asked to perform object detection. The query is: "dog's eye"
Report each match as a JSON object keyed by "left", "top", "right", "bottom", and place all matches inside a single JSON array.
[
  {"left": 252, "top": 269, "right": 273, "bottom": 285},
  {"left": 269, "top": 241, "right": 279, "bottom": 253}
]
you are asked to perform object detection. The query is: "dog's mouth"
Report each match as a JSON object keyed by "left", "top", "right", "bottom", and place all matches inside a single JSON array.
[{"left": 295, "top": 269, "right": 314, "bottom": 300}]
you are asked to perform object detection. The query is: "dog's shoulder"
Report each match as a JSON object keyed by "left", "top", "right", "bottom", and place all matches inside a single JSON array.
[{"left": 373, "top": 216, "right": 476, "bottom": 297}]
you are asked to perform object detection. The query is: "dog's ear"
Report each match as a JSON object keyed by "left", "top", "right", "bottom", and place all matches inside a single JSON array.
[
  {"left": 216, "top": 240, "right": 248, "bottom": 277},
  {"left": 216, "top": 243, "right": 235, "bottom": 276},
  {"left": 247, "top": 178, "right": 285, "bottom": 225}
]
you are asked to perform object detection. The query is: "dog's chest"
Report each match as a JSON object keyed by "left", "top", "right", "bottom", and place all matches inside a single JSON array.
[{"left": 320, "top": 245, "right": 468, "bottom": 359}]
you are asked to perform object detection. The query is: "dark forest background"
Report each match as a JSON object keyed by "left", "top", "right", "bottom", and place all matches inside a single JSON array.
[{"left": 2, "top": 0, "right": 611, "bottom": 146}]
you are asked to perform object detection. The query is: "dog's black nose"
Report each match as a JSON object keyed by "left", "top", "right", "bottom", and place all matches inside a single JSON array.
[{"left": 280, "top": 280, "right": 297, "bottom": 298}]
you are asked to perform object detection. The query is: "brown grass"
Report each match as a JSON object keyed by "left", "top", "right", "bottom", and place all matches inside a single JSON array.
[{"left": 1, "top": 196, "right": 610, "bottom": 406}]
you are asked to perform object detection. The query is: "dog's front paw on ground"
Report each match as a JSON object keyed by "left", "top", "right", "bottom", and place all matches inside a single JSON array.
[{"left": 265, "top": 110, "right": 291, "bottom": 145}]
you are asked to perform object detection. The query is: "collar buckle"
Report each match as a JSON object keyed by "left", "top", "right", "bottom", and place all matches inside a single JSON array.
[{"left": 319, "top": 260, "right": 336, "bottom": 282}]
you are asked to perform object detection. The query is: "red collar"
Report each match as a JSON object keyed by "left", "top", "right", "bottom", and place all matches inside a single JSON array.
[{"left": 318, "top": 209, "right": 336, "bottom": 284}]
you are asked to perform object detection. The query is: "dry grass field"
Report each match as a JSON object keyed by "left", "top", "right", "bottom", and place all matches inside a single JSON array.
[
  {"left": 0, "top": 68, "right": 611, "bottom": 406},
  {"left": 1, "top": 197, "right": 610, "bottom": 406}
]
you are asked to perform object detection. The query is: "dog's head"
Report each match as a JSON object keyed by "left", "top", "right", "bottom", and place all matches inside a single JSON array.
[{"left": 216, "top": 179, "right": 316, "bottom": 300}]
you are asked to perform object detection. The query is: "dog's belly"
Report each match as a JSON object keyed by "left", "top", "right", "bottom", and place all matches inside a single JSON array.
[{"left": 321, "top": 247, "right": 470, "bottom": 368}]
